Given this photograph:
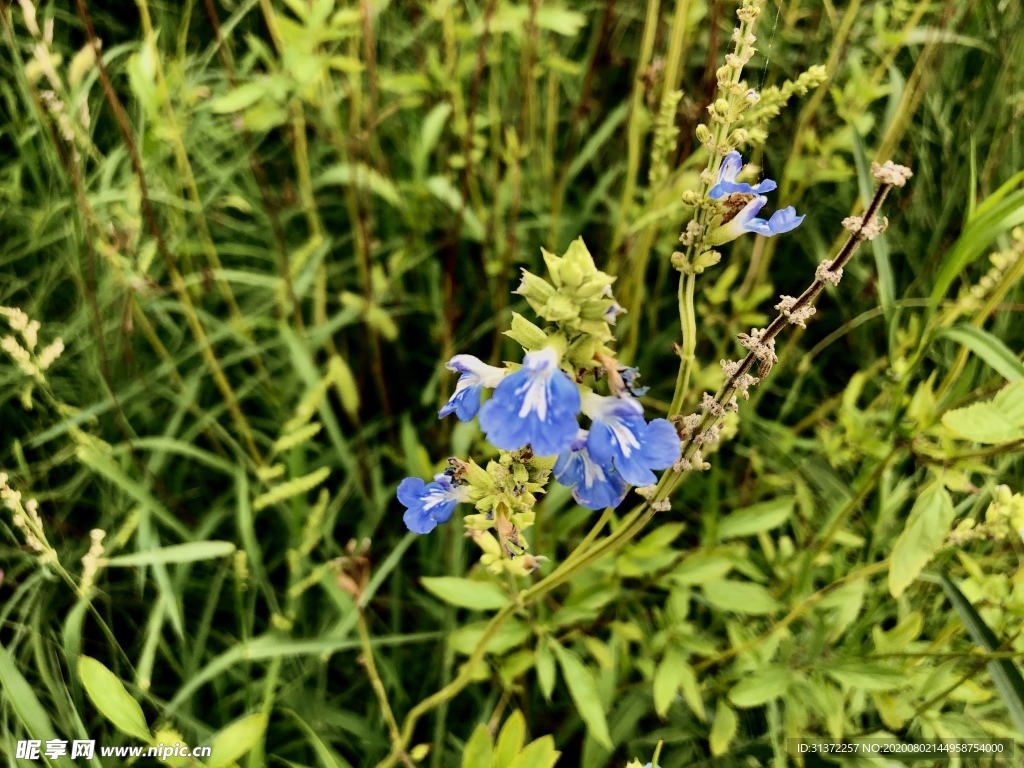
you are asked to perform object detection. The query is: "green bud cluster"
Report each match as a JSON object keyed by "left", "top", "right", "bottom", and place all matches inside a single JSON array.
[
  {"left": 948, "top": 485, "right": 1024, "bottom": 545},
  {"left": 510, "top": 237, "right": 621, "bottom": 373},
  {"left": 737, "top": 65, "right": 829, "bottom": 139},
  {"left": 461, "top": 449, "right": 555, "bottom": 536}
]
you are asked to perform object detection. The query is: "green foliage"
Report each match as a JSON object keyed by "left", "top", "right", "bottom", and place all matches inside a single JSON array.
[{"left": 1, "top": 0, "right": 1023, "bottom": 766}]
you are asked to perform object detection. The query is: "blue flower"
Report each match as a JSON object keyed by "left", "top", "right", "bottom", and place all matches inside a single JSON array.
[
  {"left": 398, "top": 473, "right": 470, "bottom": 534},
  {"left": 478, "top": 347, "right": 581, "bottom": 456},
  {"left": 439, "top": 354, "right": 508, "bottom": 421},
  {"left": 554, "top": 430, "right": 627, "bottom": 510},
  {"left": 582, "top": 393, "right": 681, "bottom": 487},
  {"left": 619, "top": 366, "right": 649, "bottom": 397},
  {"left": 708, "top": 150, "right": 777, "bottom": 199},
  {"left": 713, "top": 195, "right": 805, "bottom": 243}
]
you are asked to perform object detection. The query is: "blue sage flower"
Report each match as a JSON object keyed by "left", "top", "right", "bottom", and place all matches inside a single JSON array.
[
  {"left": 554, "top": 430, "right": 627, "bottom": 510},
  {"left": 712, "top": 195, "right": 804, "bottom": 243},
  {"left": 582, "top": 393, "right": 681, "bottom": 487},
  {"left": 439, "top": 354, "right": 508, "bottom": 421},
  {"left": 398, "top": 474, "right": 470, "bottom": 534},
  {"left": 619, "top": 366, "right": 649, "bottom": 397},
  {"left": 709, "top": 150, "right": 778, "bottom": 199},
  {"left": 478, "top": 347, "right": 581, "bottom": 456}
]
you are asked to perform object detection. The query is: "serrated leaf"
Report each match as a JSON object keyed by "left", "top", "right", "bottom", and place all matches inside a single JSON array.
[
  {"left": 421, "top": 577, "right": 509, "bottom": 610},
  {"left": 709, "top": 699, "right": 738, "bottom": 756},
  {"left": 551, "top": 643, "right": 613, "bottom": 750},
  {"left": 703, "top": 580, "right": 781, "bottom": 615},
  {"left": 727, "top": 667, "right": 791, "bottom": 708},
  {"left": 941, "top": 380, "right": 1024, "bottom": 444},
  {"left": 461, "top": 723, "right": 493, "bottom": 768},
  {"left": 717, "top": 497, "right": 794, "bottom": 540},
  {"left": 208, "top": 714, "right": 268, "bottom": 768},
  {"left": 78, "top": 656, "right": 151, "bottom": 741},
  {"left": 888, "top": 483, "right": 956, "bottom": 597}
]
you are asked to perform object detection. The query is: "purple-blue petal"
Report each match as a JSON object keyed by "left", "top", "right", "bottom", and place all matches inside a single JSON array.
[
  {"left": 397, "top": 477, "right": 426, "bottom": 508},
  {"left": 641, "top": 419, "right": 682, "bottom": 469},
  {"left": 478, "top": 357, "right": 580, "bottom": 456},
  {"left": 439, "top": 381, "right": 483, "bottom": 421}
]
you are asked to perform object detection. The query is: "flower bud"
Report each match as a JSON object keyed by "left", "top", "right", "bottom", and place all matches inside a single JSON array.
[
  {"left": 681, "top": 190, "right": 701, "bottom": 205},
  {"left": 695, "top": 123, "right": 712, "bottom": 144}
]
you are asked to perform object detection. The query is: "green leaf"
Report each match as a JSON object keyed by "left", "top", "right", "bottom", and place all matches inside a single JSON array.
[
  {"left": 678, "top": 657, "right": 706, "bottom": 722},
  {"left": 78, "top": 656, "right": 152, "bottom": 741},
  {"left": 716, "top": 497, "right": 794, "bottom": 540},
  {"left": 415, "top": 102, "right": 453, "bottom": 178},
  {"left": 935, "top": 325, "right": 1024, "bottom": 382},
  {"left": 567, "top": 103, "right": 629, "bottom": 183},
  {"left": 424, "top": 176, "right": 485, "bottom": 241},
  {"left": 536, "top": 639, "right": 556, "bottom": 701},
  {"left": 421, "top": 577, "right": 510, "bottom": 610},
  {"left": 653, "top": 649, "right": 683, "bottom": 717},
  {"left": 727, "top": 667, "right": 791, "bottom": 708},
  {"left": 316, "top": 163, "right": 403, "bottom": 209},
  {"left": 941, "top": 380, "right": 1024, "bottom": 444},
  {"left": 703, "top": 580, "right": 781, "bottom": 615},
  {"left": 462, "top": 723, "right": 493, "bottom": 768},
  {"left": 0, "top": 643, "right": 75, "bottom": 768},
  {"left": 670, "top": 553, "right": 733, "bottom": 585},
  {"left": 709, "top": 699, "right": 738, "bottom": 756},
  {"left": 509, "top": 736, "right": 559, "bottom": 768},
  {"left": 930, "top": 181, "right": 1024, "bottom": 309},
  {"left": 536, "top": 7, "right": 586, "bottom": 36},
  {"left": 209, "top": 82, "right": 267, "bottom": 113},
  {"left": 940, "top": 571, "right": 1024, "bottom": 735},
  {"left": 551, "top": 643, "right": 613, "bottom": 750},
  {"left": 208, "top": 713, "right": 269, "bottom": 768},
  {"left": 104, "top": 541, "right": 236, "bottom": 567},
  {"left": 826, "top": 663, "right": 906, "bottom": 691},
  {"left": 448, "top": 620, "right": 530, "bottom": 656},
  {"left": 329, "top": 355, "right": 361, "bottom": 418},
  {"left": 494, "top": 710, "right": 525, "bottom": 767},
  {"left": 888, "top": 483, "right": 956, "bottom": 598}
]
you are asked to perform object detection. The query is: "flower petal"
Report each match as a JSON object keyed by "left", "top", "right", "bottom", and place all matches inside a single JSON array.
[
  {"left": 640, "top": 419, "right": 682, "bottom": 469},
  {"left": 478, "top": 347, "right": 580, "bottom": 456}
]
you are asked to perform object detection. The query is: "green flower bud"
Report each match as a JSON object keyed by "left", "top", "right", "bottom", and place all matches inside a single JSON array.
[{"left": 542, "top": 294, "right": 579, "bottom": 322}]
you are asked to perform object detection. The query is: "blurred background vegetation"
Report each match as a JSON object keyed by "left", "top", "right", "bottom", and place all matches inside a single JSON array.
[{"left": 1, "top": 0, "right": 1024, "bottom": 766}]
